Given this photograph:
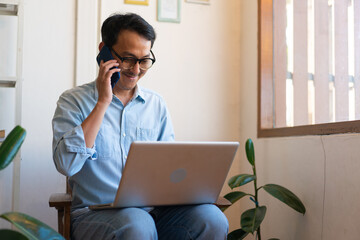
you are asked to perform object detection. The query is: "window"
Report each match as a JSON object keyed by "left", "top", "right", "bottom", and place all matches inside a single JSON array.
[{"left": 258, "top": 0, "right": 360, "bottom": 137}]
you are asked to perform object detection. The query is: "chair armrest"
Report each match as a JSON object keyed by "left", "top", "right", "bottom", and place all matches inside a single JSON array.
[
  {"left": 49, "top": 193, "right": 72, "bottom": 208},
  {"left": 49, "top": 193, "right": 72, "bottom": 240}
]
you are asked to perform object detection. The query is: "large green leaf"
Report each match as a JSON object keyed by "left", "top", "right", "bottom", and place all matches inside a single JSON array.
[
  {"left": 0, "top": 229, "right": 28, "bottom": 240},
  {"left": 245, "top": 139, "right": 255, "bottom": 166},
  {"left": 262, "top": 184, "right": 306, "bottom": 214},
  {"left": 240, "top": 206, "right": 267, "bottom": 233},
  {"left": 0, "top": 212, "right": 65, "bottom": 240},
  {"left": 227, "top": 228, "right": 249, "bottom": 240},
  {"left": 228, "top": 174, "right": 256, "bottom": 189},
  {"left": 0, "top": 125, "right": 26, "bottom": 170}
]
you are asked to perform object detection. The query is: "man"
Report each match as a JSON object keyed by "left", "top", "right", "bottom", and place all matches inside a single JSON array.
[{"left": 52, "top": 13, "right": 228, "bottom": 240}]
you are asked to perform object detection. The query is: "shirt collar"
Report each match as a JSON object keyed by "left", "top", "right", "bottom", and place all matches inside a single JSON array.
[
  {"left": 93, "top": 81, "right": 145, "bottom": 104},
  {"left": 133, "top": 85, "right": 146, "bottom": 104}
]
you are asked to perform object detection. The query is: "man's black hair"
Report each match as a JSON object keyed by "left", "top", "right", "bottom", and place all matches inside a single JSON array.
[{"left": 101, "top": 13, "right": 156, "bottom": 48}]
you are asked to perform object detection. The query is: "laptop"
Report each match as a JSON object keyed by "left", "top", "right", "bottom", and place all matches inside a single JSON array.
[{"left": 89, "top": 141, "right": 239, "bottom": 209}]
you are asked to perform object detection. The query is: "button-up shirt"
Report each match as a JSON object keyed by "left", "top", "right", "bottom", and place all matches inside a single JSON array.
[{"left": 52, "top": 81, "right": 175, "bottom": 210}]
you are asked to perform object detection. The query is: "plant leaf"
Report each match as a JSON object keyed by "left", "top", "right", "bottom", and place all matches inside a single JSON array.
[
  {"left": 240, "top": 206, "right": 267, "bottom": 233},
  {"left": 227, "top": 228, "right": 249, "bottom": 240},
  {"left": 245, "top": 139, "right": 255, "bottom": 166},
  {"left": 228, "top": 174, "right": 256, "bottom": 189},
  {"left": 268, "top": 238, "right": 280, "bottom": 240},
  {"left": 0, "top": 229, "right": 28, "bottom": 240},
  {"left": 262, "top": 184, "right": 306, "bottom": 214},
  {"left": 0, "top": 125, "right": 26, "bottom": 170},
  {"left": 224, "top": 191, "right": 248, "bottom": 204},
  {"left": 0, "top": 212, "right": 65, "bottom": 240},
  {"left": 221, "top": 191, "right": 248, "bottom": 212}
]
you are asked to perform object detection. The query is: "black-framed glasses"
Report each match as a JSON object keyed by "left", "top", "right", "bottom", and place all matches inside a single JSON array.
[{"left": 111, "top": 48, "right": 156, "bottom": 70}]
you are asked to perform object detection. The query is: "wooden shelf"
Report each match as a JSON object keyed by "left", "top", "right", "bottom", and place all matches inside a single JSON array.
[
  {"left": 0, "top": 0, "right": 18, "bottom": 16},
  {"left": 0, "top": 77, "right": 17, "bottom": 88},
  {"left": 0, "top": 80, "right": 16, "bottom": 88},
  {"left": 0, "top": 129, "right": 4, "bottom": 143}
]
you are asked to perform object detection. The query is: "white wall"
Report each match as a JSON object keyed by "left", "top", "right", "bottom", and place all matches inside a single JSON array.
[
  {"left": 18, "top": 0, "right": 76, "bottom": 228},
  {"left": 239, "top": 0, "right": 360, "bottom": 239},
  {"left": 0, "top": 0, "right": 243, "bottom": 232}
]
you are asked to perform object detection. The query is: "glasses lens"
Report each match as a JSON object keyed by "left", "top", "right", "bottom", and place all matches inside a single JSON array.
[
  {"left": 140, "top": 59, "right": 153, "bottom": 70},
  {"left": 122, "top": 59, "right": 137, "bottom": 69},
  {"left": 121, "top": 58, "right": 154, "bottom": 70}
]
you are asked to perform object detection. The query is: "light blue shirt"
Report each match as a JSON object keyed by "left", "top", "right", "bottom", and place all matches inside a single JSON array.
[{"left": 52, "top": 81, "right": 174, "bottom": 210}]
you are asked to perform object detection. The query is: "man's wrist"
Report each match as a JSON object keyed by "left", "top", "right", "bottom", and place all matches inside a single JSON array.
[{"left": 96, "top": 100, "right": 111, "bottom": 110}]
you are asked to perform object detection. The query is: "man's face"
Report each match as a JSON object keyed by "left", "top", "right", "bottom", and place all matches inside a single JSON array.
[{"left": 111, "top": 30, "right": 152, "bottom": 91}]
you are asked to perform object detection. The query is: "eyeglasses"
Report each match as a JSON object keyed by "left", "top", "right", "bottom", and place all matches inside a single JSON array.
[{"left": 111, "top": 48, "right": 156, "bottom": 70}]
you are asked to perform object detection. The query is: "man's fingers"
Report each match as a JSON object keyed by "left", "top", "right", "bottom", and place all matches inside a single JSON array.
[
  {"left": 98, "top": 61, "right": 120, "bottom": 79},
  {"left": 100, "top": 59, "right": 118, "bottom": 68},
  {"left": 104, "top": 68, "right": 121, "bottom": 79}
]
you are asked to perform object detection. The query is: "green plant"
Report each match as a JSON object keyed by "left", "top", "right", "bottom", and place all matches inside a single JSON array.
[
  {"left": 0, "top": 125, "right": 65, "bottom": 240},
  {"left": 222, "top": 139, "right": 306, "bottom": 240}
]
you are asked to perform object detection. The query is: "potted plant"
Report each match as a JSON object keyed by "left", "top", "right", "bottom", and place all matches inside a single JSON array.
[
  {"left": 0, "top": 125, "right": 64, "bottom": 240},
  {"left": 222, "top": 139, "right": 306, "bottom": 240}
]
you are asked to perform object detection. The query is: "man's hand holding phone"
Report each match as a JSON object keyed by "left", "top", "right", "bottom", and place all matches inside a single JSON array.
[
  {"left": 96, "top": 45, "right": 121, "bottom": 106},
  {"left": 96, "top": 59, "right": 120, "bottom": 106}
]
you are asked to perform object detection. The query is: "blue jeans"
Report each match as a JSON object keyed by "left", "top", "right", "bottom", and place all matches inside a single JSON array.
[{"left": 71, "top": 204, "right": 228, "bottom": 240}]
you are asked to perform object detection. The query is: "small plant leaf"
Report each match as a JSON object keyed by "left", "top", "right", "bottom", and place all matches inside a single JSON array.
[
  {"left": 0, "top": 212, "right": 65, "bottom": 240},
  {"left": 245, "top": 139, "right": 255, "bottom": 166},
  {"left": 221, "top": 191, "right": 248, "bottom": 211},
  {"left": 228, "top": 174, "right": 256, "bottom": 189},
  {"left": 0, "top": 125, "right": 26, "bottom": 171},
  {"left": 224, "top": 191, "right": 248, "bottom": 204},
  {"left": 0, "top": 229, "right": 28, "bottom": 240},
  {"left": 262, "top": 184, "right": 306, "bottom": 214},
  {"left": 240, "top": 206, "right": 267, "bottom": 233},
  {"left": 227, "top": 228, "right": 249, "bottom": 240}
]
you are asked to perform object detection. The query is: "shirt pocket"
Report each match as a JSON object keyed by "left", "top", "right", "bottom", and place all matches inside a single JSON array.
[
  {"left": 136, "top": 127, "right": 158, "bottom": 141},
  {"left": 96, "top": 124, "right": 119, "bottom": 159}
]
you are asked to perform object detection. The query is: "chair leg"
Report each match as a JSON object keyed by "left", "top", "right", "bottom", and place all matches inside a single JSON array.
[
  {"left": 55, "top": 206, "right": 70, "bottom": 240},
  {"left": 57, "top": 208, "right": 64, "bottom": 235},
  {"left": 64, "top": 206, "right": 71, "bottom": 240}
]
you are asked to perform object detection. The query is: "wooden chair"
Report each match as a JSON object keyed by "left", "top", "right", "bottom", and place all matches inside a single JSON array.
[
  {"left": 49, "top": 180, "right": 231, "bottom": 240},
  {"left": 48, "top": 179, "right": 72, "bottom": 240}
]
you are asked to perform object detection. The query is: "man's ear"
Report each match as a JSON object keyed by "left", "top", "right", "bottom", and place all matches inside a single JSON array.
[{"left": 98, "top": 42, "right": 105, "bottom": 51}]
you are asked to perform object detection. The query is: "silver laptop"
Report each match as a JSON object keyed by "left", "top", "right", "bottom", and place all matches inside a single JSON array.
[{"left": 89, "top": 141, "right": 239, "bottom": 209}]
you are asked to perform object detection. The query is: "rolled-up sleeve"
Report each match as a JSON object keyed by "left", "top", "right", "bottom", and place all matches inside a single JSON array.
[{"left": 52, "top": 93, "right": 97, "bottom": 177}]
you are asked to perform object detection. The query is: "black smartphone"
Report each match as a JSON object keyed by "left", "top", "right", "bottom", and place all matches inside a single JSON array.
[{"left": 96, "top": 45, "right": 120, "bottom": 88}]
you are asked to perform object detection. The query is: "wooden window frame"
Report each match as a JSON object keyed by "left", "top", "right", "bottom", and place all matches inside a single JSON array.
[{"left": 257, "top": 0, "right": 360, "bottom": 138}]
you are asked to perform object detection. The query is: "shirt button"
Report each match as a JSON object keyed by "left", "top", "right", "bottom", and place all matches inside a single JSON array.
[
  {"left": 125, "top": 155, "right": 127, "bottom": 159},
  {"left": 123, "top": 133, "right": 126, "bottom": 137}
]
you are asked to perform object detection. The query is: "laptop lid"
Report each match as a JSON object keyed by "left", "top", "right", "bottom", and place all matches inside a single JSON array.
[{"left": 111, "top": 141, "right": 239, "bottom": 208}]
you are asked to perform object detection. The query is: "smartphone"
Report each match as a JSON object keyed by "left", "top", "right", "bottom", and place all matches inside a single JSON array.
[{"left": 96, "top": 45, "right": 120, "bottom": 88}]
